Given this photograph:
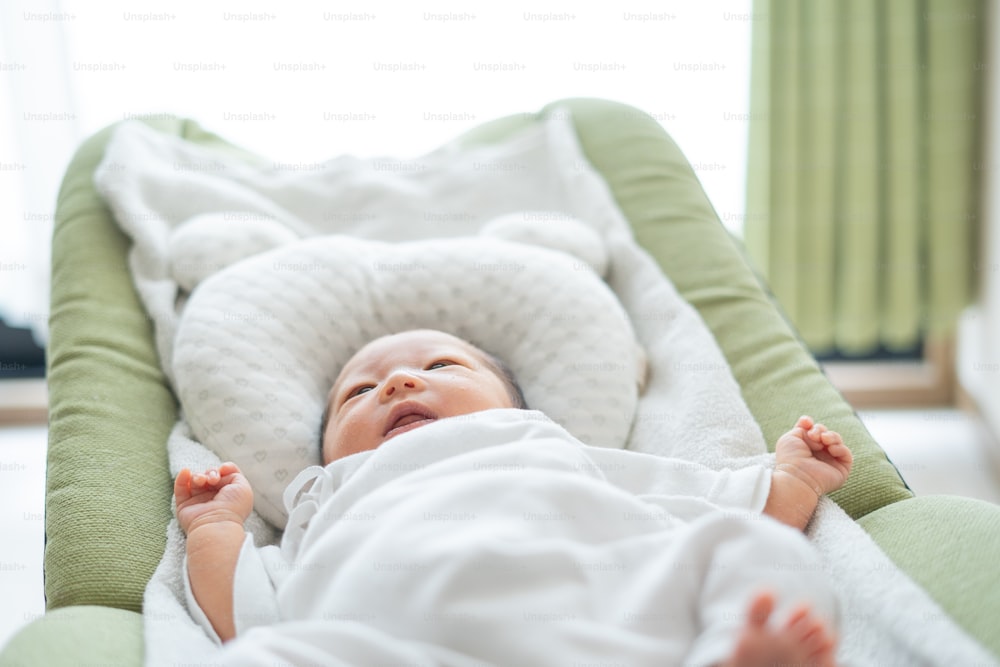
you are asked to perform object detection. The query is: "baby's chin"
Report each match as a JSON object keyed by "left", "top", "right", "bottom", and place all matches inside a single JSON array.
[
  {"left": 323, "top": 414, "right": 452, "bottom": 465},
  {"left": 322, "top": 440, "right": 378, "bottom": 466}
]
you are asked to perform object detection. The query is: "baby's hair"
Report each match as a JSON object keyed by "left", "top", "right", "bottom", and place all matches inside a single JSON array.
[
  {"left": 479, "top": 349, "right": 529, "bottom": 411},
  {"left": 318, "top": 341, "right": 528, "bottom": 443}
]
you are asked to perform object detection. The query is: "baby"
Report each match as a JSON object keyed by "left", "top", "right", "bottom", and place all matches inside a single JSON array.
[{"left": 176, "top": 328, "right": 852, "bottom": 666}]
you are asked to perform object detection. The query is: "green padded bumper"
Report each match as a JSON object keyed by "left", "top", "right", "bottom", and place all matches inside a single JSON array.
[
  {"left": 859, "top": 495, "right": 1000, "bottom": 658},
  {"left": 43, "top": 121, "right": 175, "bottom": 613},
  {"left": 0, "top": 606, "right": 143, "bottom": 667},
  {"left": 43, "top": 118, "right": 266, "bottom": 613}
]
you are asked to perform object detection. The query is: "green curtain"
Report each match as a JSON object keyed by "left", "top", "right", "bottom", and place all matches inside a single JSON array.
[{"left": 745, "top": 0, "right": 985, "bottom": 357}]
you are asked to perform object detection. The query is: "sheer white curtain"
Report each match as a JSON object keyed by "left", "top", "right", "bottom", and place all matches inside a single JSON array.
[
  {"left": 1, "top": 0, "right": 80, "bottom": 344},
  {"left": 2, "top": 0, "right": 753, "bottom": 346}
]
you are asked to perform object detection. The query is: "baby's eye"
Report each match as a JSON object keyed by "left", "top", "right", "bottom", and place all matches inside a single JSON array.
[
  {"left": 426, "top": 360, "right": 454, "bottom": 370},
  {"left": 347, "top": 385, "right": 375, "bottom": 399}
]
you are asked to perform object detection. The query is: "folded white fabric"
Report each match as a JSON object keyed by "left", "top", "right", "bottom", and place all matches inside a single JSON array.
[{"left": 188, "top": 409, "right": 829, "bottom": 667}]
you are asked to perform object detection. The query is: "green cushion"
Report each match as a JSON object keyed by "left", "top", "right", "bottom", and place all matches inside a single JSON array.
[
  {"left": 44, "top": 118, "right": 266, "bottom": 612},
  {"left": 859, "top": 496, "right": 1000, "bottom": 658},
  {"left": 45, "top": 122, "right": 176, "bottom": 612},
  {"left": 0, "top": 606, "right": 142, "bottom": 666}
]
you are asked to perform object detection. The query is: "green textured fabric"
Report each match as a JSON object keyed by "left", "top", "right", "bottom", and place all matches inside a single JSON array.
[
  {"left": 5, "top": 97, "right": 993, "bottom": 664},
  {"left": 44, "top": 121, "right": 177, "bottom": 612},
  {"left": 43, "top": 118, "right": 268, "bottom": 615},
  {"left": 745, "top": 0, "right": 985, "bottom": 355},
  {"left": 859, "top": 496, "right": 1000, "bottom": 658},
  {"left": 0, "top": 606, "right": 142, "bottom": 666}
]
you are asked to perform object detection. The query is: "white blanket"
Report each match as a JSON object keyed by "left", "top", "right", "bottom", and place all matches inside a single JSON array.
[
  {"left": 93, "top": 110, "right": 996, "bottom": 666},
  {"left": 190, "top": 409, "right": 836, "bottom": 667}
]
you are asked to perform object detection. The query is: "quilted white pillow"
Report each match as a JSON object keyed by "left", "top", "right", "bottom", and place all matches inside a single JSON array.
[{"left": 173, "top": 226, "right": 642, "bottom": 527}]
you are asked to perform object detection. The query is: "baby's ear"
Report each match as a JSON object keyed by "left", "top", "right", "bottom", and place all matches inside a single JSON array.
[{"left": 480, "top": 212, "right": 609, "bottom": 277}]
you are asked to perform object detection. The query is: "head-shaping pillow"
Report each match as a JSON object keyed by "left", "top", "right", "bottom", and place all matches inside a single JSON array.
[{"left": 173, "top": 224, "right": 642, "bottom": 527}]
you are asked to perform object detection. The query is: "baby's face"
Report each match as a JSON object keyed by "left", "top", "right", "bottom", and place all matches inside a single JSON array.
[{"left": 322, "top": 329, "right": 514, "bottom": 464}]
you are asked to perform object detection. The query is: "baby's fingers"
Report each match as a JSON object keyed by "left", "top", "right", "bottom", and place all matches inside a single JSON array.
[
  {"left": 185, "top": 469, "right": 221, "bottom": 495},
  {"left": 219, "top": 461, "right": 241, "bottom": 477},
  {"left": 819, "top": 430, "right": 847, "bottom": 452},
  {"left": 820, "top": 430, "right": 843, "bottom": 448},
  {"left": 173, "top": 468, "right": 193, "bottom": 501},
  {"left": 826, "top": 441, "right": 853, "bottom": 464},
  {"left": 805, "top": 423, "right": 829, "bottom": 450}
]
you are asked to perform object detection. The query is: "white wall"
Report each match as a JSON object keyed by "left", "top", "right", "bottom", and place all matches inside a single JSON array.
[{"left": 957, "top": 1, "right": 1000, "bottom": 439}]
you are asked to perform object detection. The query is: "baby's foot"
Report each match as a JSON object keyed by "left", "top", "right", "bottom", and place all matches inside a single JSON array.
[{"left": 720, "top": 591, "right": 837, "bottom": 667}]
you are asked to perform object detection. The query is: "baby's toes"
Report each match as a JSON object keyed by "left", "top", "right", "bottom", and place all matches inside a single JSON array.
[
  {"left": 787, "top": 607, "right": 833, "bottom": 647},
  {"left": 783, "top": 604, "right": 812, "bottom": 632},
  {"left": 746, "top": 591, "right": 776, "bottom": 627},
  {"left": 773, "top": 603, "right": 839, "bottom": 667},
  {"left": 803, "top": 624, "right": 837, "bottom": 665},
  {"left": 802, "top": 618, "right": 834, "bottom": 651}
]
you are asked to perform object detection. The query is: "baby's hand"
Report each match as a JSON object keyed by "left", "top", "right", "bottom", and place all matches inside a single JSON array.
[
  {"left": 174, "top": 462, "right": 253, "bottom": 535},
  {"left": 774, "top": 416, "right": 853, "bottom": 497}
]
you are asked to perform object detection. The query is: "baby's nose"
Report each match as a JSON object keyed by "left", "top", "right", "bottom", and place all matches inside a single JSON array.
[
  {"left": 384, "top": 380, "right": 415, "bottom": 396},
  {"left": 382, "top": 371, "right": 421, "bottom": 398}
]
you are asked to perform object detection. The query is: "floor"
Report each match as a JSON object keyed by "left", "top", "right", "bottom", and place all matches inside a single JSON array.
[
  {"left": 0, "top": 424, "right": 47, "bottom": 651},
  {"left": 1, "top": 410, "right": 999, "bottom": 651},
  {"left": 857, "top": 408, "right": 1000, "bottom": 503}
]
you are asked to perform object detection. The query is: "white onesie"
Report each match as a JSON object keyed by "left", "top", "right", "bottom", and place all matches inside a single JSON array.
[{"left": 185, "top": 408, "right": 838, "bottom": 667}]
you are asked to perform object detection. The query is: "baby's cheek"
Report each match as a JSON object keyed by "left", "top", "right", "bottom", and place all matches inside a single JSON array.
[{"left": 327, "top": 416, "right": 378, "bottom": 462}]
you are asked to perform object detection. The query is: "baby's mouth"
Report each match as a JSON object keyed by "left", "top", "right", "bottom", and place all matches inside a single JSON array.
[{"left": 383, "top": 403, "right": 437, "bottom": 440}]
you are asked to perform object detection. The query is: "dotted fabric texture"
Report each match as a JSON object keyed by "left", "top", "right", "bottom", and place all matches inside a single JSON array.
[{"left": 173, "top": 233, "right": 640, "bottom": 528}]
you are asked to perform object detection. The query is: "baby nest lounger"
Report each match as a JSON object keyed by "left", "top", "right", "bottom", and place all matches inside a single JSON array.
[{"left": 4, "top": 97, "right": 1000, "bottom": 665}]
